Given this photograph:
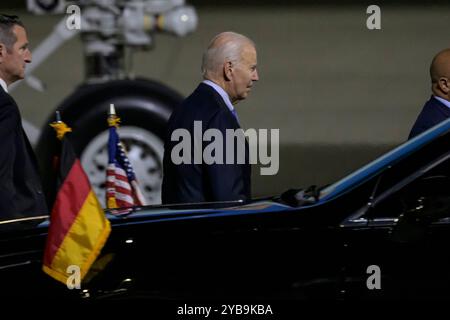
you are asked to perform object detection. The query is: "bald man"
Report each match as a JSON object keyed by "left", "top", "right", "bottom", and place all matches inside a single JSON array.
[
  {"left": 162, "top": 32, "right": 259, "bottom": 204},
  {"left": 409, "top": 48, "right": 450, "bottom": 139}
]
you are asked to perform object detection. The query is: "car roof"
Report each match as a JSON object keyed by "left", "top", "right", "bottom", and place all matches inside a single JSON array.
[
  {"left": 319, "top": 117, "right": 450, "bottom": 202},
  {"left": 25, "top": 201, "right": 293, "bottom": 230},
  {"left": 107, "top": 200, "right": 294, "bottom": 224}
]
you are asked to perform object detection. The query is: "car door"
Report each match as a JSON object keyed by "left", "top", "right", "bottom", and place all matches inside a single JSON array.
[
  {"left": 339, "top": 151, "right": 450, "bottom": 299},
  {"left": 0, "top": 220, "right": 80, "bottom": 299},
  {"left": 79, "top": 205, "right": 347, "bottom": 301}
]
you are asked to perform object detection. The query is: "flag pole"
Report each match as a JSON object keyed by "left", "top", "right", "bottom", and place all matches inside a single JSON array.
[{"left": 55, "top": 110, "right": 62, "bottom": 123}]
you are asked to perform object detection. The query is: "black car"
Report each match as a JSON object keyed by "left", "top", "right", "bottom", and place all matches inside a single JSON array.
[{"left": 3, "top": 118, "right": 450, "bottom": 301}]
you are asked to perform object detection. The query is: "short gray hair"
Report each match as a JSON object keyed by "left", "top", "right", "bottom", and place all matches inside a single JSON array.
[
  {"left": 0, "top": 14, "right": 24, "bottom": 51},
  {"left": 201, "top": 32, "right": 255, "bottom": 78}
]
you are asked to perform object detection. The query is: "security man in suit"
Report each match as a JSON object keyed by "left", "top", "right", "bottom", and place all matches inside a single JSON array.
[
  {"left": 0, "top": 14, "right": 48, "bottom": 220},
  {"left": 409, "top": 48, "right": 450, "bottom": 139},
  {"left": 162, "top": 32, "right": 259, "bottom": 204}
]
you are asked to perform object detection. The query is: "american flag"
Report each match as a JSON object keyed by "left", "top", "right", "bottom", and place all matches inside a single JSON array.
[{"left": 106, "top": 123, "right": 147, "bottom": 209}]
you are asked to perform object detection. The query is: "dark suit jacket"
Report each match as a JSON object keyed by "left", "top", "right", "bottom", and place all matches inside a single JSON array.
[
  {"left": 0, "top": 86, "right": 48, "bottom": 220},
  {"left": 408, "top": 96, "right": 450, "bottom": 139},
  {"left": 162, "top": 83, "right": 251, "bottom": 204}
]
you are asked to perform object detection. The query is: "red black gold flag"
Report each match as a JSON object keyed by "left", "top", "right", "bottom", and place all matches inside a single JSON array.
[{"left": 42, "top": 119, "right": 111, "bottom": 285}]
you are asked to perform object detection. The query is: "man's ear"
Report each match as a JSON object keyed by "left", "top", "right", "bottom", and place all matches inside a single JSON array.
[
  {"left": 223, "top": 61, "right": 233, "bottom": 81},
  {"left": 438, "top": 77, "right": 450, "bottom": 94}
]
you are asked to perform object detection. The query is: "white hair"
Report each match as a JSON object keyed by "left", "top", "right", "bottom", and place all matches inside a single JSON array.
[{"left": 201, "top": 32, "right": 255, "bottom": 78}]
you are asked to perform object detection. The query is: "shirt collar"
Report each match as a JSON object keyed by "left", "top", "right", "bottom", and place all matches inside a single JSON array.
[
  {"left": 202, "top": 80, "right": 235, "bottom": 113},
  {"left": 434, "top": 95, "right": 450, "bottom": 109},
  {"left": 0, "top": 78, "right": 8, "bottom": 93}
]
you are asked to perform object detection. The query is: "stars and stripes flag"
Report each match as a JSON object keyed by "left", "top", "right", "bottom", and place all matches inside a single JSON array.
[{"left": 106, "top": 105, "right": 147, "bottom": 209}]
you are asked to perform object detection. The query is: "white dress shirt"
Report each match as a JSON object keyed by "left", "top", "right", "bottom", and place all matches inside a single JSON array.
[
  {"left": 202, "top": 80, "right": 235, "bottom": 113},
  {"left": 434, "top": 95, "right": 450, "bottom": 109}
]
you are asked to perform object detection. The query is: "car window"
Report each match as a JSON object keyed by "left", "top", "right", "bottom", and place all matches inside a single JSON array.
[
  {"left": 365, "top": 154, "right": 450, "bottom": 221},
  {"left": 320, "top": 120, "right": 450, "bottom": 202}
]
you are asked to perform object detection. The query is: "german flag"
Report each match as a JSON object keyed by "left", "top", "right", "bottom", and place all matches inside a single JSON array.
[{"left": 42, "top": 119, "right": 111, "bottom": 285}]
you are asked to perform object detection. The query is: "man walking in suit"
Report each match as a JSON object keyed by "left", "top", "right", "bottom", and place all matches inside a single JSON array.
[
  {"left": 409, "top": 48, "right": 450, "bottom": 139},
  {"left": 162, "top": 32, "right": 259, "bottom": 204},
  {"left": 0, "top": 14, "right": 48, "bottom": 220}
]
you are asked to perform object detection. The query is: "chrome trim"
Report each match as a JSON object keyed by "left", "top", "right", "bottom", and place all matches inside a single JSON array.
[
  {"left": 0, "top": 215, "right": 49, "bottom": 225},
  {"left": 0, "top": 260, "right": 32, "bottom": 270}
]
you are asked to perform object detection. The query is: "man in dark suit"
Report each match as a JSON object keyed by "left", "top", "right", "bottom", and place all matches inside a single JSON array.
[
  {"left": 409, "top": 48, "right": 450, "bottom": 139},
  {"left": 0, "top": 14, "right": 48, "bottom": 221},
  {"left": 162, "top": 32, "right": 259, "bottom": 204}
]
